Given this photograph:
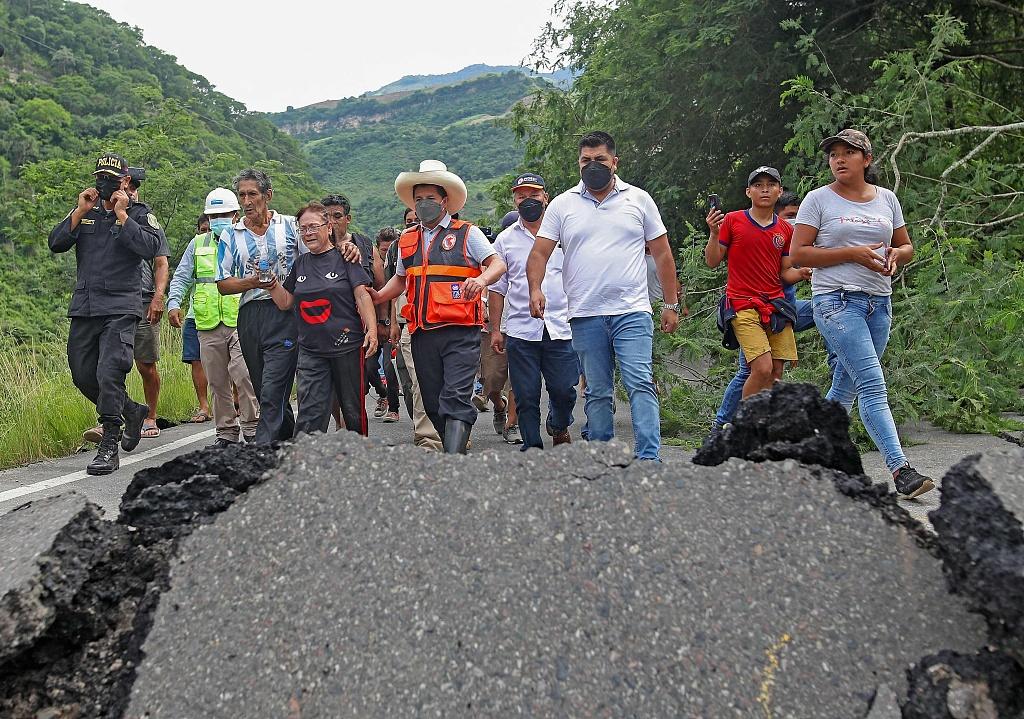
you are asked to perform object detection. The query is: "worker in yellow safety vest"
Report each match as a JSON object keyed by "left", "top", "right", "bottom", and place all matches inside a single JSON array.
[{"left": 168, "top": 188, "right": 260, "bottom": 447}]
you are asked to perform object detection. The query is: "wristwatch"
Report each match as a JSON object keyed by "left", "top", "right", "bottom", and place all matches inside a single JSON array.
[
  {"left": 378, "top": 318, "right": 391, "bottom": 326},
  {"left": 662, "top": 303, "right": 680, "bottom": 312}
]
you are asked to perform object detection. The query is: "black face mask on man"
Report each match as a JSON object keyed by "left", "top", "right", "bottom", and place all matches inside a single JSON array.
[
  {"left": 581, "top": 161, "right": 613, "bottom": 192},
  {"left": 95, "top": 175, "right": 122, "bottom": 202},
  {"left": 415, "top": 198, "right": 444, "bottom": 226},
  {"left": 517, "top": 198, "right": 545, "bottom": 223}
]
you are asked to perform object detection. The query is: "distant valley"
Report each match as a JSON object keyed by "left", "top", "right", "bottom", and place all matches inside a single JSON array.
[{"left": 268, "top": 65, "right": 567, "bottom": 233}]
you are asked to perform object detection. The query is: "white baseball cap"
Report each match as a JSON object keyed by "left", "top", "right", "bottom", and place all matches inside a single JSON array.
[{"left": 204, "top": 187, "right": 240, "bottom": 214}]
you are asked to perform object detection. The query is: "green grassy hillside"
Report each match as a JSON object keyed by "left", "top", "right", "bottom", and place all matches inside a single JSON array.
[
  {"left": 270, "top": 72, "right": 542, "bottom": 232},
  {"left": 0, "top": 0, "right": 322, "bottom": 340}
]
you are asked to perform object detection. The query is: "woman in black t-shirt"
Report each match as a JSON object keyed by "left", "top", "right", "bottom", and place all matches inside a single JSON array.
[{"left": 268, "top": 202, "right": 378, "bottom": 435}]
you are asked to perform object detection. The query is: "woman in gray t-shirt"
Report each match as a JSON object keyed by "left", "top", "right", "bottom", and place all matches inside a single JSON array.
[{"left": 791, "top": 129, "right": 933, "bottom": 499}]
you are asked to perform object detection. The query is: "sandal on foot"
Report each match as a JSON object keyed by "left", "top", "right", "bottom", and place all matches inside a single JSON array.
[
  {"left": 141, "top": 420, "right": 161, "bottom": 438},
  {"left": 189, "top": 410, "right": 212, "bottom": 423}
]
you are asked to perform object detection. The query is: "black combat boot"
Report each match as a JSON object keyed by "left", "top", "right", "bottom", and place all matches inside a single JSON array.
[
  {"left": 443, "top": 418, "right": 472, "bottom": 455},
  {"left": 87, "top": 423, "right": 121, "bottom": 475},
  {"left": 121, "top": 401, "right": 148, "bottom": 452}
]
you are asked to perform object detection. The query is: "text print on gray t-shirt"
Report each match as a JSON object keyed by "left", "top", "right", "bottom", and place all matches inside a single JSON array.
[{"left": 795, "top": 185, "right": 906, "bottom": 297}]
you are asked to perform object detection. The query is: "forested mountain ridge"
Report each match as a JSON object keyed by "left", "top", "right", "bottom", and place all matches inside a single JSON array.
[
  {"left": 270, "top": 72, "right": 543, "bottom": 233},
  {"left": 365, "top": 63, "right": 574, "bottom": 96},
  {"left": 0, "top": 0, "right": 322, "bottom": 340}
]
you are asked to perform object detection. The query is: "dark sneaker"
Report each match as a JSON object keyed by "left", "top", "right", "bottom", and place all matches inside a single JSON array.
[
  {"left": 383, "top": 410, "right": 400, "bottom": 423},
  {"left": 243, "top": 433, "right": 256, "bottom": 444},
  {"left": 893, "top": 465, "right": 935, "bottom": 499},
  {"left": 492, "top": 408, "right": 508, "bottom": 435},
  {"left": 121, "top": 402, "right": 148, "bottom": 452},
  {"left": 213, "top": 438, "right": 236, "bottom": 449},
  {"left": 373, "top": 396, "right": 388, "bottom": 418},
  {"left": 503, "top": 424, "right": 522, "bottom": 444},
  {"left": 472, "top": 394, "right": 489, "bottom": 412}
]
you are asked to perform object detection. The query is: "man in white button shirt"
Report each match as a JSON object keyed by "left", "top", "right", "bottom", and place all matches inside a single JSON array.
[
  {"left": 527, "top": 132, "right": 680, "bottom": 460},
  {"left": 489, "top": 173, "right": 579, "bottom": 450}
]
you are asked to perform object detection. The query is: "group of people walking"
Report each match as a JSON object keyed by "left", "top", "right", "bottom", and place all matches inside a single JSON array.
[{"left": 52, "top": 127, "right": 933, "bottom": 499}]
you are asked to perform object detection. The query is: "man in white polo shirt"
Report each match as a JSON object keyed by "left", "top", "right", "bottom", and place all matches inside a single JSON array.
[
  {"left": 489, "top": 172, "right": 578, "bottom": 451},
  {"left": 527, "top": 131, "right": 680, "bottom": 460}
]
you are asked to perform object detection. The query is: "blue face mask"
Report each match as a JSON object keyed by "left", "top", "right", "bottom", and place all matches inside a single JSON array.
[{"left": 209, "top": 218, "right": 233, "bottom": 237}]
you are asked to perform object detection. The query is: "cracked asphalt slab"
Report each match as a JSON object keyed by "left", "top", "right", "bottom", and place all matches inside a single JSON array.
[{"left": 125, "top": 433, "right": 987, "bottom": 718}]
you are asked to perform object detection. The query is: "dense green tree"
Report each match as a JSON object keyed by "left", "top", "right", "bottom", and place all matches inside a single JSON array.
[{"left": 509, "top": 0, "right": 1024, "bottom": 437}]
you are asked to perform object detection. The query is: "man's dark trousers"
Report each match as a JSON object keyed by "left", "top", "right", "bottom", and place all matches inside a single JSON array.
[
  {"left": 506, "top": 330, "right": 580, "bottom": 450},
  {"left": 411, "top": 324, "right": 480, "bottom": 437},
  {"left": 237, "top": 300, "right": 297, "bottom": 443},
  {"left": 68, "top": 314, "right": 146, "bottom": 426}
]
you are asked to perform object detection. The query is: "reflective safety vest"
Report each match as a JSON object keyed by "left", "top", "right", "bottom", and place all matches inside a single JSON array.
[
  {"left": 192, "top": 233, "right": 240, "bottom": 330},
  {"left": 399, "top": 220, "right": 484, "bottom": 333}
]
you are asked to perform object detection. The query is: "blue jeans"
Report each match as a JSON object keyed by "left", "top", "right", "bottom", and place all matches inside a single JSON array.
[
  {"left": 813, "top": 290, "right": 907, "bottom": 472},
  {"left": 715, "top": 298, "right": 816, "bottom": 427},
  {"left": 506, "top": 331, "right": 580, "bottom": 450},
  {"left": 570, "top": 312, "right": 661, "bottom": 460}
]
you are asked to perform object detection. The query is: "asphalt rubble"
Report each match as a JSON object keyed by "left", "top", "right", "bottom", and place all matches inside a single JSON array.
[{"left": 0, "top": 382, "right": 1019, "bottom": 718}]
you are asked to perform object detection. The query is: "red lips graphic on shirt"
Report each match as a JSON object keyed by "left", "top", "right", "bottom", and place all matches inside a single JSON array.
[{"left": 299, "top": 298, "right": 332, "bottom": 324}]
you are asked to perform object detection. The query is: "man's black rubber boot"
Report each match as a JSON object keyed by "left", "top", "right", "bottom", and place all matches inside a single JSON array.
[
  {"left": 87, "top": 424, "right": 121, "bottom": 476},
  {"left": 121, "top": 401, "right": 148, "bottom": 452},
  {"left": 443, "top": 418, "right": 472, "bottom": 455}
]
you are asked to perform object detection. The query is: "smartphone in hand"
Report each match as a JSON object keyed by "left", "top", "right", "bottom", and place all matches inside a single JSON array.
[{"left": 708, "top": 194, "right": 721, "bottom": 212}]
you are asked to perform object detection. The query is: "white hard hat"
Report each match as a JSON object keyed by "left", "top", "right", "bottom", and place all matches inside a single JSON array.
[{"left": 204, "top": 187, "right": 240, "bottom": 214}]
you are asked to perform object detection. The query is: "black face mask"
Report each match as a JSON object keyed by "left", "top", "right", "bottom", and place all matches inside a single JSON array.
[
  {"left": 517, "top": 198, "right": 545, "bottom": 223},
  {"left": 415, "top": 199, "right": 444, "bottom": 226},
  {"left": 581, "top": 161, "right": 613, "bottom": 192},
  {"left": 95, "top": 176, "right": 121, "bottom": 202}
]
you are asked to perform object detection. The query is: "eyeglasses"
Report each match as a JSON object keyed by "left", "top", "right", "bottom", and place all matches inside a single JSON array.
[{"left": 299, "top": 222, "right": 329, "bottom": 235}]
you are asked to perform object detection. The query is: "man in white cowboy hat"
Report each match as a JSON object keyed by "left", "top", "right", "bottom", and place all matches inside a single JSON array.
[{"left": 371, "top": 160, "right": 507, "bottom": 454}]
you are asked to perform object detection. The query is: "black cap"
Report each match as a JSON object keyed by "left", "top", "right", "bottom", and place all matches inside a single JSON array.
[
  {"left": 127, "top": 167, "right": 147, "bottom": 185},
  {"left": 93, "top": 153, "right": 128, "bottom": 177},
  {"left": 511, "top": 173, "right": 546, "bottom": 191},
  {"left": 747, "top": 166, "right": 782, "bottom": 186}
]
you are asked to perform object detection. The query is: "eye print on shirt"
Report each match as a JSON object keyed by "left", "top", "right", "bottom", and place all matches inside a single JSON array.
[
  {"left": 325, "top": 272, "right": 340, "bottom": 281},
  {"left": 297, "top": 275, "right": 307, "bottom": 283}
]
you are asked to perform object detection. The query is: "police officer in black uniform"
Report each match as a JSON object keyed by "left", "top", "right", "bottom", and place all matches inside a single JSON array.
[{"left": 48, "top": 153, "right": 163, "bottom": 475}]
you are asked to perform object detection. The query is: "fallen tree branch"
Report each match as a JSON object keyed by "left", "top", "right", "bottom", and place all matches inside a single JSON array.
[{"left": 891, "top": 121, "right": 1024, "bottom": 193}]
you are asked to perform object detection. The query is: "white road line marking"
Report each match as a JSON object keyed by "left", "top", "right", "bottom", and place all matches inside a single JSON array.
[{"left": 0, "top": 429, "right": 216, "bottom": 504}]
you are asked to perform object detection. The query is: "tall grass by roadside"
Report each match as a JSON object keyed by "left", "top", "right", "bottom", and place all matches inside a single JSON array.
[{"left": 0, "top": 323, "right": 202, "bottom": 469}]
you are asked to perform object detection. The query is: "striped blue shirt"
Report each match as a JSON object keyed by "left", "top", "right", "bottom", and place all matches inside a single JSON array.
[{"left": 215, "top": 211, "right": 305, "bottom": 306}]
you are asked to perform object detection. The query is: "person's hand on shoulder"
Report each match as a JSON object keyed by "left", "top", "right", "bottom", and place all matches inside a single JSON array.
[{"left": 338, "top": 240, "right": 361, "bottom": 264}]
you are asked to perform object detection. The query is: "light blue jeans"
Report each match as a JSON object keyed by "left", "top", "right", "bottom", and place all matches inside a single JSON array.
[
  {"left": 813, "top": 290, "right": 907, "bottom": 473},
  {"left": 570, "top": 312, "right": 661, "bottom": 460}
]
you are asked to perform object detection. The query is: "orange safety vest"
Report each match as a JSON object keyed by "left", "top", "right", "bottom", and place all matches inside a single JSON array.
[{"left": 399, "top": 220, "right": 484, "bottom": 333}]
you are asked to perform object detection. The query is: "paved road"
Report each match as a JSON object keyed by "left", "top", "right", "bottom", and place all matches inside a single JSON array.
[
  {"left": 0, "top": 393, "right": 672, "bottom": 518},
  {"left": 0, "top": 394, "right": 1005, "bottom": 527}
]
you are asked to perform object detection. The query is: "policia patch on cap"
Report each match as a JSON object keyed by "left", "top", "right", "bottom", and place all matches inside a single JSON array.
[{"left": 147, "top": 213, "right": 161, "bottom": 230}]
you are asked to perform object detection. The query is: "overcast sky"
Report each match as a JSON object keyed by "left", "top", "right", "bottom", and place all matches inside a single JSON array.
[{"left": 83, "top": 0, "right": 559, "bottom": 112}]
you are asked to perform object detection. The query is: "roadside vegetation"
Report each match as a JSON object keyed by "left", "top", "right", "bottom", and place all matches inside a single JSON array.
[{"left": 0, "top": 325, "right": 199, "bottom": 468}]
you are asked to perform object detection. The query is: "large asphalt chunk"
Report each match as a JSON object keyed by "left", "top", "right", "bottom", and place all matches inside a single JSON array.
[
  {"left": 694, "top": 382, "right": 864, "bottom": 475},
  {"left": 930, "top": 446, "right": 1024, "bottom": 665},
  {"left": 0, "top": 493, "right": 109, "bottom": 664},
  {"left": 128, "top": 433, "right": 986, "bottom": 718}
]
